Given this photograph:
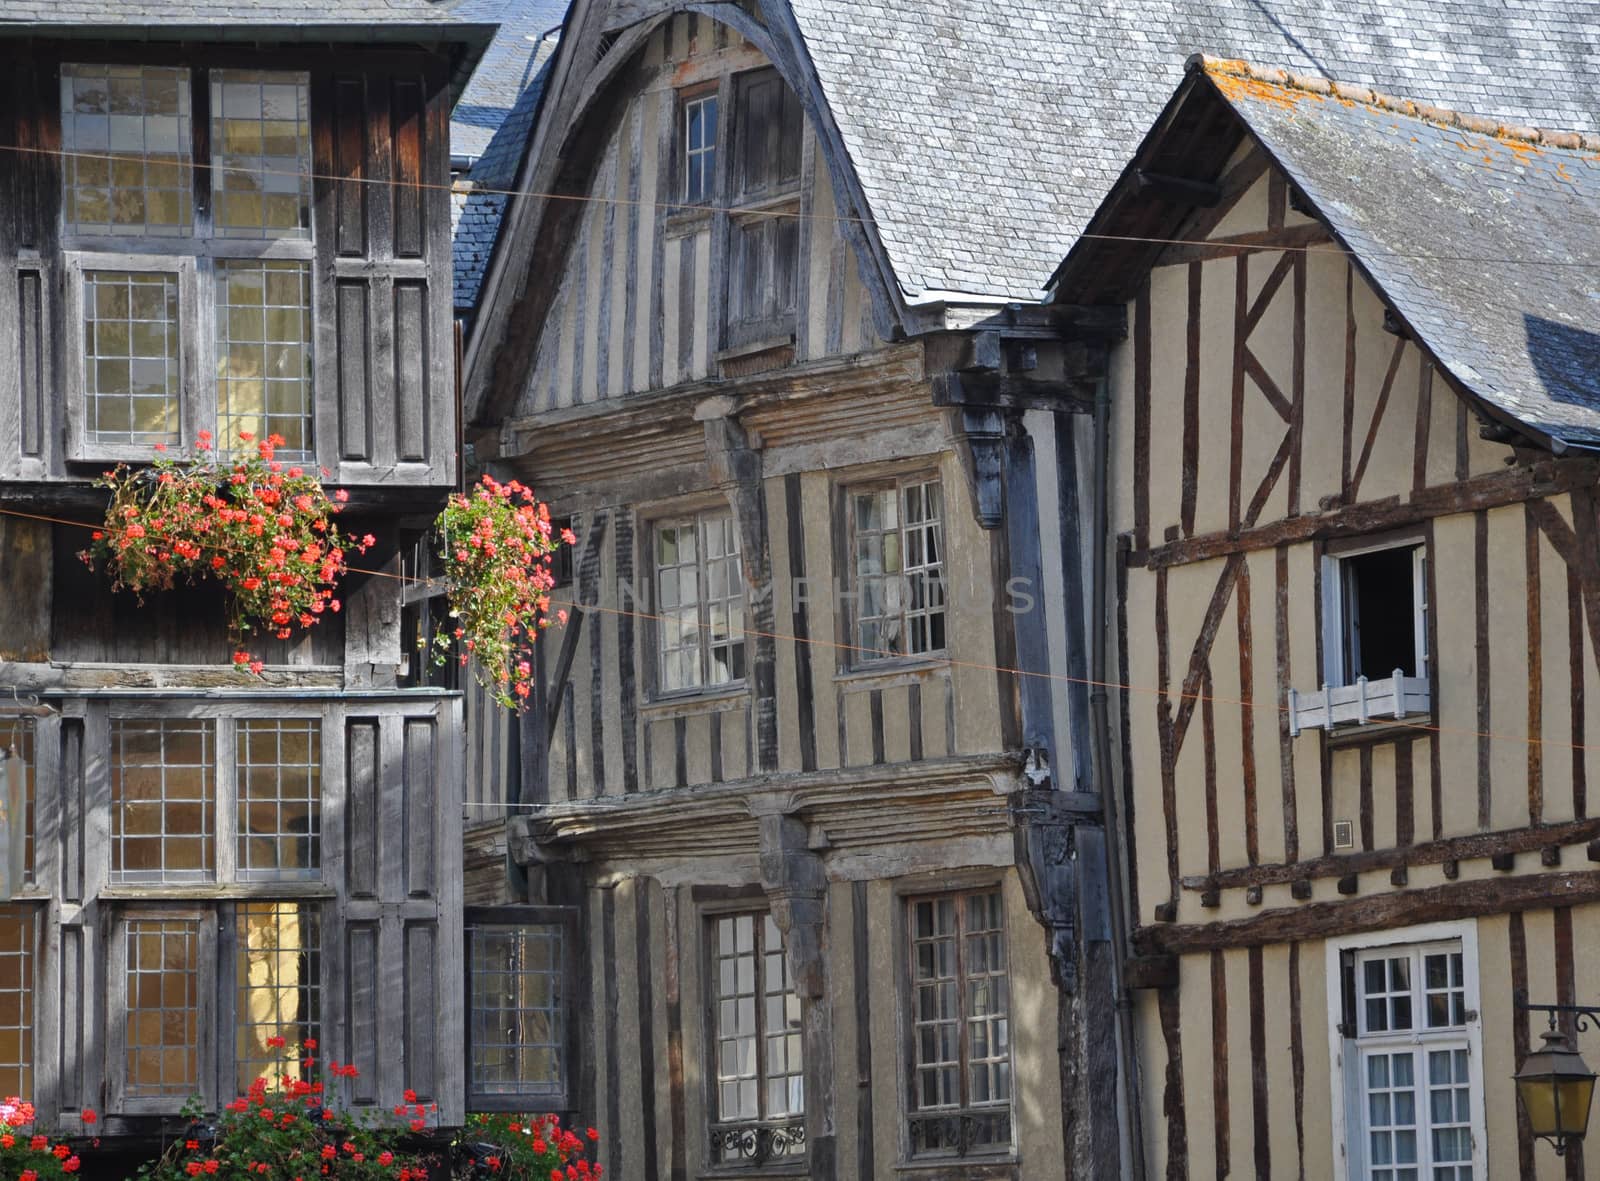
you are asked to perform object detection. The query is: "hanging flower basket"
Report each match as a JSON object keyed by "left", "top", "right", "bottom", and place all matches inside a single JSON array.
[
  {"left": 432, "top": 475, "right": 573, "bottom": 711},
  {"left": 80, "top": 432, "right": 372, "bottom": 674}
]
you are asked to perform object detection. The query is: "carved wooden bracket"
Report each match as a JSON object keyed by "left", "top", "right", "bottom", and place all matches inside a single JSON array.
[
  {"left": 946, "top": 406, "right": 1010, "bottom": 530},
  {"left": 1010, "top": 787, "right": 1105, "bottom": 994},
  {"left": 758, "top": 813, "right": 828, "bottom": 999}
]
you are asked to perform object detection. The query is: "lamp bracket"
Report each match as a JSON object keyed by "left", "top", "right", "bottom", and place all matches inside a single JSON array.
[{"left": 1516, "top": 989, "right": 1600, "bottom": 1035}]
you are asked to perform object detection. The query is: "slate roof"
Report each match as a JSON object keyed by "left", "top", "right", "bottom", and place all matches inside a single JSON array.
[
  {"left": 450, "top": 0, "right": 566, "bottom": 312},
  {"left": 0, "top": 0, "right": 465, "bottom": 27},
  {"left": 1175, "top": 60, "right": 1600, "bottom": 450},
  {"left": 786, "top": 0, "right": 1600, "bottom": 303}
]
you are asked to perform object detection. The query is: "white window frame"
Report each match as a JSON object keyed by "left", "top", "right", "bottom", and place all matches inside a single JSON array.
[
  {"left": 649, "top": 508, "right": 747, "bottom": 698},
  {"left": 1321, "top": 539, "right": 1429, "bottom": 689},
  {"left": 1325, "top": 920, "right": 1487, "bottom": 1181},
  {"left": 60, "top": 62, "right": 317, "bottom": 464},
  {"left": 681, "top": 89, "right": 718, "bottom": 205},
  {"left": 846, "top": 475, "right": 949, "bottom": 668}
]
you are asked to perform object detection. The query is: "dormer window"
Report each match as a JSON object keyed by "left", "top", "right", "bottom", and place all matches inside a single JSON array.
[
  {"left": 60, "top": 64, "right": 314, "bottom": 462},
  {"left": 1289, "top": 535, "right": 1430, "bottom": 734},
  {"left": 682, "top": 90, "right": 718, "bottom": 204},
  {"left": 724, "top": 68, "right": 802, "bottom": 348}
]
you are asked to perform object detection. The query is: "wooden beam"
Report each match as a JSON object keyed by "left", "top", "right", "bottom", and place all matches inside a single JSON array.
[
  {"left": 930, "top": 371, "right": 1096, "bottom": 414},
  {"left": 1136, "top": 169, "right": 1222, "bottom": 206},
  {"left": 1137, "top": 869, "right": 1600, "bottom": 954}
]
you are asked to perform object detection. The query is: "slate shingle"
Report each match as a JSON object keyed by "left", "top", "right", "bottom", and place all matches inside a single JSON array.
[
  {"left": 787, "top": 0, "right": 1600, "bottom": 302},
  {"left": 1205, "top": 66, "right": 1600, "bottom": 447}
]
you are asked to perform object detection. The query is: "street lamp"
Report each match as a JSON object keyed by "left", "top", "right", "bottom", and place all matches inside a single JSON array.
[{"left": 1514, "top": 991, "right": 1600, "bottom": 1157}]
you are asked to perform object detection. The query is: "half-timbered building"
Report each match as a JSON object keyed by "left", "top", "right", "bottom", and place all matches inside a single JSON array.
[
  {"left": 0, "top": 2, "right": 493, "bottom": 1163},
  {"left": 1053, "top": 56, "right": 1600, "bottom": 1179}
]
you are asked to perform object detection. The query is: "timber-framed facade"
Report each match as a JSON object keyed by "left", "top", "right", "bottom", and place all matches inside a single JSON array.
[
  {"left": 1054, "top": 57, "right": 1600, "bottom": 1179},
  {"left": 0, "top": 5, "right": 493, "bottom": 1161},
  {"left": 460, "top": 3, "right": 1128, "bottom": 1177}
]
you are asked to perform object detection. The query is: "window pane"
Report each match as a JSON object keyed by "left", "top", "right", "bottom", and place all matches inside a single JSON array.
[
  {"left": 470, "top": 925, "right": 564, "bottom": 1097},
  {"left": 235, "top": 902, "right": 320, "bottom": 1092},
  {"left": 236, "top": 719, "right": 320, "bottom": 879},
  {"left": 683, "top": 94, "right": 717, "bottom": 204},
  {"left": 84, "top": 270, "right": 181, "bottom": 447},
  {"left": 216, "top": 259, "right": 313, "bottom": 456},
  {"left": 125, "top": 916, "right": 201, "bottom": 1097},
  {"left": 0, "top": 912, "right": 33, "bottom": 1101},
  {"left": 62, "top": 64, "right": 192, "bottom": 236},
  {"left": 210, "top": 70, "right": 312, "bottom": 239},
  {"left": 111, "top": 720, "right": 214, "bottom": 883}
]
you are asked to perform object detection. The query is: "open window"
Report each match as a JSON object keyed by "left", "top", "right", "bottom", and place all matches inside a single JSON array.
[
  {"left": 724, "top": 69, "right": 803, "bottom": 349},
  {"left": 1290, "top": 536, "right": 1430, "bottom": 734}
]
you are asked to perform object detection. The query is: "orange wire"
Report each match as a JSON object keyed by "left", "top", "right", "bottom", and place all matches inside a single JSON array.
[{"left": 1, "top": 501, "right": 1591, "bottom": 756}]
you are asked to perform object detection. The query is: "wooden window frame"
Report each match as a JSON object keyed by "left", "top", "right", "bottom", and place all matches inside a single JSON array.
[
  {"left": 700, "top": 906, "right": 806, "bottom": 1171},
  {"left": 721, "top": 66, "right": 803, "bottom": 350},
  {"left": 462, "top": 905, "right": 579, "bottom": 1113},
  {"left": 842, "top": 473, "right": 949, "bottom": 670},
  {"left": 60, "top": 62, "right": 317, "bottom": 465},
  {"left": 648, "top": 508, "right": 747, "bottom": 699},
  {"left": 1325, "top": 921, "right": 1487, "bottom": 1181},
  {"left": 0, "top": 906, "right": 41, "bottom": 1103},
  {"left": 898, "top": 883, "right": 1014, "bottom": 1163},
  {"left": 1320, "top": 531, "right": 1429, "bottom": 689},
  {"left": 679, "top": 84, "right": 720, "bottom": 207},
  {"left": 105, "top": 904, "right": 218, "bottom": 1115}
]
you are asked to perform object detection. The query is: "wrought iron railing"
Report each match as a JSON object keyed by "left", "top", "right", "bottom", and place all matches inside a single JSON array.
[
  {"left": 907, "top": 1109, "right": 1012, "bottom": 1157},
  {"left": 708, "top": 1120, "right": 807, "bottom": 1165}
]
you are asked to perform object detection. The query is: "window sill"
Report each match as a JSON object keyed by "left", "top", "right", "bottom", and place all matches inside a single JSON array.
[
  {"left": 893, "top": 1156, "right": 1017, "bottom": 1180},
  {"left": 834, "top": 656, "right": 951, "bottom": 688},
  {"left": 640, "top": 683, "right": 750, "bottom": 716},
  {"left": 1288, "top": 675, "right": 1430, "bottom": 736},
  {"left": 99, "top": 882, "right": 335, "bottom": 900},
  {"left": 664, "top": 206, "right": 714, "bottom": 237}
]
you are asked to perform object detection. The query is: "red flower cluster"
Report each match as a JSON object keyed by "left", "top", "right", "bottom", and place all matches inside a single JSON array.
[
  {"left": 146, "top": 1043, "right": 437, "bottom": 1181},
  {"left": 433, "top": 475, "right": 572, "bottom": 711},
  {"left": 82, "top": 432, "right": 371, "bottom": 674},
  {"left": 457, "top": 1112, "right": 602, "bottom": 1180},
  {"left": 0, "top": 1097, "right": 85, "bottom": 1179}
]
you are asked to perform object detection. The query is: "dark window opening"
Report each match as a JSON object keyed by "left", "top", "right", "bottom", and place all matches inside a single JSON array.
[{"left": 1340, "top": 546, "right": 1421, "bottom": 680}]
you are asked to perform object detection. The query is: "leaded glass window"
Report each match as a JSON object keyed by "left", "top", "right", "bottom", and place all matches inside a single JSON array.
[
  {"left": 468, "top": 924, "right": 565, "bottom": 1100},
  {"left": 655, "top": 511, "right": 745, "bottom": 693},
  {"left": 906, "top": 889, "right": 1011, "bottom": 1158},
  {"left": 236, "top": 719, "right": 320, "bottom": 879},
  {"left": 210, "top": 70, "right": 312, "bottom": 239},
  {"left": 61, "top": 64, "right": 193, "bottom": 236},
  {"left": 0, "top": 912, "right": 33, "bottom": 1101},
  {"left": 851, "top": 478, "right": 946, "bottom": 662},
  {"left": 682, "top": 92, "right": 718, "bottom": 204},
  {"left": 123, "top": 915, "right": 203, "bottom": 1099},
  {"left": 82, "top": 269, "right": 182, "bottom": 446},
  {"left": 110, "top": 719, "right": 215, "bottom": 884},
  {"left": 216, "top": 261, "right": 313, "bottom": 458},
  {"left": 235, "top": 902, "right": 320, "bottom": 1091},
  {"left": 708, "top": 912, "right": 804, "bottom": 1165}
]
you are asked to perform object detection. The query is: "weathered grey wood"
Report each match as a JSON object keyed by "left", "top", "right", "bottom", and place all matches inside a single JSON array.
[
  {"left": 346, "top": 719, "right": 380, "bottom": 899},
  {"left": 393, "top": 281, "right": 429, "bottom": 462},
  {"left": 615, "top": 510, "right": 640, "bottom": 793},
  {"left": 677, "top": 231, "right": 698, "bottom": 379},
  {"left": 622, "top": 101, "right": 644, "bottom": 394}
]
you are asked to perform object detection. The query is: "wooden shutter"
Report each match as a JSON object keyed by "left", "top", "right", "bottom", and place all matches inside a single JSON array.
[
  {"left": 324, "top": 697, "right": 465, "bottom": 1122},
  {"left": 311, "top": 64, "right": 455, "bottom": 487}
]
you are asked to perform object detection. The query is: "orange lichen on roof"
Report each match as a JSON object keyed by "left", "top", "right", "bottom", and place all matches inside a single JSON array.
[{"left": 1189, "top": 54, "right": 1600, "bottom": 154}]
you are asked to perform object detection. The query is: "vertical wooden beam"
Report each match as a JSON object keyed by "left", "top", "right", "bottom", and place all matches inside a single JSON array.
[
  {"left": 1526, "top": 504, "right": 1543, "bottom": 826},
  {"left": 1394, "top": 737, "right": 1415, "bottom": 848},
  {"left": 1236, "top": 562, "right": 1258, "bottom": 864},
  {"left": 1289, "top": 942, "right": 1307, "bottom": 1178},
  {"left": 1055, "top": 412, "right": 1094, "bottom": 788},
  {"left": 1475, "top": 510, "right": 1492, "bottom": 829},
  {"left": 1358, "top": 745, "right": 1374, "bottom": 853},
  {"left": 1412, "top": 358, "right": 1433, "bottom": 497},
  {"left": 1275, "top": 545, "right": 1299, "bottom": 864},
  {"left": 585, "top": 513, "right": 608, "bottom": 795},
  {"left": 1202, "top": 667, "right": 1220, "bottom": 877},
  {"left": 1118, "top": 544, "right": 1141, "bottom": 922},
  {"left": 1134, "top": 279, "right": 1152, "bottom": 550},
  {"left": 1509, "top": 912, "right": 1536, "bottom": 1175},
  {"left": 616, "top": 511, "right": 639, "bottom": 794},
  {"left": 1004, "top": 423, "right": 1056, "bottom": 756},
  {"left": 1340, "top": 263, "right": 1356, "bottom": 500},
  {"left": 1426, "top": 522, "right": 1443, "bottom": 840},
  {"left": 1228, "top": 254, "right": 1247, "bottom": 532},
  {"left": 852, "top": 882, "right": 875, "bottom": 1181},
  {"left": 1287, "top": 255, "right": 1305, "bottom": 517},
  {"left": 1181, "top": 262, "right": 1201, "bottom": 536},
  {"left": 1248, "top": 946, "right": 1270, "bottom": 1178},
  {"left": 1210, "top": 950, "right": 1230, "bottom": 1180},
  {"left": 784, "top": 474, "right": 817, "bottom": 772},
  {"left": 1156, "top": 567, "right": 1180, "bottom": 908},
  {"left": 1159, "top": 984, "right": 1188, "bottom": 1180},
  {"left": 1570, "top": 565, "right": 1587, "bottom": 818},
  {"left": 602, "top": 886, "right": 622, "bottom": 1179},
  {"left": 635, "top": 882, "right": 661, "bottom": 1181}
]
